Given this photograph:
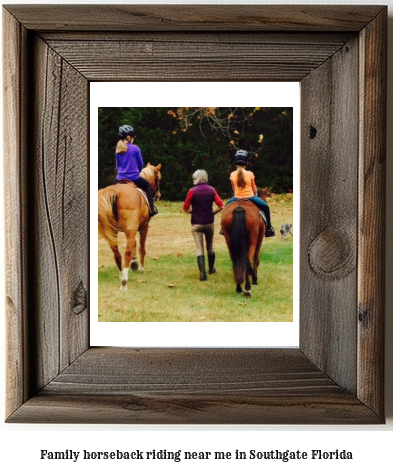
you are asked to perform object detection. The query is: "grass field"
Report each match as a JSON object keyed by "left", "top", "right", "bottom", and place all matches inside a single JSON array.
[{"left": 98, "top": 195, "right": 293, "bottom": 322}]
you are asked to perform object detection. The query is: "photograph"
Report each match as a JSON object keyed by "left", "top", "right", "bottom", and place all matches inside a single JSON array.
[{"left": 97, "top": 107, "right": 294, "bottom": 323}]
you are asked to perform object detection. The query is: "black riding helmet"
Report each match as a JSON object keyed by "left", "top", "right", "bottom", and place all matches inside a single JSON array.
[
  {"left": 234, "top": 149, "right": 249, "bottom": 165},
  {"left": 118, "top": 125, "right": 136, "bottom": 139}
]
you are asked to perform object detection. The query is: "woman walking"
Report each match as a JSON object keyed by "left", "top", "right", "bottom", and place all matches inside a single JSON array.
[{"left": 183, "top": 170, "right": 224, "bottom": 281}]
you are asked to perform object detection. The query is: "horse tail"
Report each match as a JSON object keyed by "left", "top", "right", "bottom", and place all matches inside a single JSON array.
[
  {"left": 229, "top": 207, "right": 250, "bottom": 285},
  {"left": 98, "top": 187, "right": 120, "bottom": 248}
]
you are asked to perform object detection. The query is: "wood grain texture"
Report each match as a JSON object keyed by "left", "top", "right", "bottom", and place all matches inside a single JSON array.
[
  {"left": 41, "top": 31, "right": 353, "bottom": 44},
  {"left": 29, "top": 36, "right": 89, "bottom": 390},
  {"left": 357, "top": 9, "right": 387, "bottom": 417},
  {"left": 3, "top": 5, "right": 384, "bottom": 32},
  {"left": 3, "top": 8, "right": 31, "bottom": 418},
  {"left": 45, "top": 36, "right": 349, "bottom": 82},
  {"left": 7, "top": 348, "right": 379, "bottom": 424},
  {"left": 9, "top": 392, "right": 378, "bottom": 425},
  {"left": 3, "top": 5, "right": 386, "bottom": 424},
  {"left": 300, "top": 36, "right": 359, "bottom": 394}
]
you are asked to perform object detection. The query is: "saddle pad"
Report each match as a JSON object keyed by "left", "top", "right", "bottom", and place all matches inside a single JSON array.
[
  {"left": 117, "top": 181, "right": 150, "bottom": 211},
  {"left": 259, "top": 211, "right": 267, "bottom": 226},
  {"left": 136, "top": 188, "right": 151, "bottom": 211}
]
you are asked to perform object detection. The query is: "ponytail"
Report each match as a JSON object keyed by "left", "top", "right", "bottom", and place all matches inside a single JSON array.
[
  {"left": 236, "top": 167, "right": 246, "bottom": 189},
  {"left": 116, "top": 139, "right": 128, "bottom": 154}
]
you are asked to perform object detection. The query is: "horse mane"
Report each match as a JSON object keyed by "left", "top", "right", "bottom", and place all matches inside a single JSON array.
[
  {"left": 140, "top": 163, "right": 162, "bottom": 188},
  {"left": 140, "top": 165, "right": 154, "bottom": 184},
  {"left": 98, "top": 186, "right": 120, "bottom": 248}
]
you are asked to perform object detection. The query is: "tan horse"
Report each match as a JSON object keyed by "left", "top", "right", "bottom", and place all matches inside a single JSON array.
[{"left": 98, "top": 163, "right": 161, "bottom": 289}]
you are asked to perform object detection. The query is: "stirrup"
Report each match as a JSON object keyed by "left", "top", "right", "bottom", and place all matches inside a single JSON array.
[
  {"left": 149, "top": 205, "right": 158, "bottom": 217},
  {"left": 266, "top": 226, "right": 275, "bottom": 237}
]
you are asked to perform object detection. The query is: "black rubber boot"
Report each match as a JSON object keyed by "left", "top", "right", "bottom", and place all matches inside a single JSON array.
[
  {"left": 263, "top": 206, "right": 275, "bottom": 237},
  {"left": 197, "top": 256, "right": 207, "bottom": 281},
  {"left": 266, "top": 226, "right": 275, "bottom": 237},
  {"left": 208, "top": 253, "right": 216, "bottom": 274}
]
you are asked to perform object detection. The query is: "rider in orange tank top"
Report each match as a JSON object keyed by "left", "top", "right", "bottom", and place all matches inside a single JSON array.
[{"left": 225, "top": 150, "right": 275, "bottom": 237}]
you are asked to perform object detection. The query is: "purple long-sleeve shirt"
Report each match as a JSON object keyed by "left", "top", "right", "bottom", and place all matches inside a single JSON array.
[{"left": 115, "top": 143, "right": 144, "bottom": 181}]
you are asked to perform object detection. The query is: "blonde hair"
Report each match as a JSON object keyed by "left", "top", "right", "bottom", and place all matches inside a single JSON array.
[
  {"left": 236, "top": 166, "right": 246, "bottom": 189},
  {"left": 193, "top": 169, "right": 208, "bottom": 185},
  {"left": 116, "top": 139, "right": 128, "bottom": 154}
]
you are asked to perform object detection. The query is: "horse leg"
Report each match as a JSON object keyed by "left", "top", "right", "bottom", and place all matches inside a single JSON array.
[
  {"left": 110, "top": 245, "right": 122, "bottom": 273},
  {"left": 243, "top": 265, "right": 252, "bottom": 297},
  {"left": 244, "top": 245, "right": 256, "bottom": 297},
  {"left": 127, "top": 229, "right": 139, "bottom": 272},
  {"left": 108, "top": 231, "right": 123, "bottom": 280},
  {"left": 252, "top": 252, "right": 260, "bottom": 285},
  {"left": 252, "top": 230, "right": 264, "bottom": 285},
  {"left": 121, "top": 228, "right": 138, "bottom": 289},
  {"left": 226, "top": 234, "right": 242, "bottom": 293},
  {"left": 138, "top": 223, "right": 149, "bottom": 273}
]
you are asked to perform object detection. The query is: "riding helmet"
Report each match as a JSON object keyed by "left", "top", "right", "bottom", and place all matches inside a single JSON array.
[
  {"left": 234, "top": 149, "right": 249, "bottom": 165},
  {"left": 118, "top": 125, "right": 136, "bottom": 139}
]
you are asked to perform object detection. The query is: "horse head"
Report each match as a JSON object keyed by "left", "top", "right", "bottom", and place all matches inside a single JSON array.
[
  {"left": 143, "top": 163, "right": 162, "bottom": 200},
  {"left": 257, "top": 187, "right": 269, "bottom": 201}
]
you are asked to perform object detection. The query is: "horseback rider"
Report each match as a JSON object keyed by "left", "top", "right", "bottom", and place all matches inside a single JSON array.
[
  {"left": 114, "top": 125, "right": 158, "bottom": 217},
  {"left": 225, "top": 149, "right": 275, "bottom": 237}
]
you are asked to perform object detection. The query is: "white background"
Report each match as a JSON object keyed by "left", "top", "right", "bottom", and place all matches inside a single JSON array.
[
  {"left": 90, "top": 82, "right": 300, "bottom": 347},
  {"left": 1, "top": 0, "right": 392, "bottom": 473}
]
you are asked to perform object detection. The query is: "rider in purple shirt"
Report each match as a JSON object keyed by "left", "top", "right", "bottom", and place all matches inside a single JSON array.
[
  {"left": 116, "top": 142, "right": 144, "bottom": 181},
  {"left": 114, "top": 125, "right": 157, "bottom": 217}
]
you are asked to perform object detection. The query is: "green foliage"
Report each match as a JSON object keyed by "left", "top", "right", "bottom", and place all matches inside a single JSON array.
[{"left": 98, "top": 107, "right": 293, "bottom": 199}]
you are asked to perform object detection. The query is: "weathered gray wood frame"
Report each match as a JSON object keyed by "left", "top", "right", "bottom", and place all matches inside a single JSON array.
[{"left": 3, "top": 5, "right": 386, "bottom": 424}]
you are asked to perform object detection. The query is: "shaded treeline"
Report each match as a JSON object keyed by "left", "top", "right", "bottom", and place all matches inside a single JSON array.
[{"left": 98, "top": 107, "right": 293, "bottom": 200}]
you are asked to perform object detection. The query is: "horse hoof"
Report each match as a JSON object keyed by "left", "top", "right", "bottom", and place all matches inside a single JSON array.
[
  {"left": 120, "top": 284, "right": 128, "bottom": 291},
  {"left": 131, "top": 260, "right": 138, "bottom": 271},
  {"left": 139, "top": 266, "right": 145, "bottom": 273},
  {"left": 243, "top": 291, "right": 251, "bottom": 298}
]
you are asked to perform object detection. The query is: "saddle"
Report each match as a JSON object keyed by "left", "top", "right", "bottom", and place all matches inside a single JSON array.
[
  {"left": 117, "top": 179, "right": 136, "bottom": 186},
  {"left": 116, "top": 180, "right": 152, "bottom": 213},
  {"left": 236, "top": 198, "right": 267, "bottom": 226}
]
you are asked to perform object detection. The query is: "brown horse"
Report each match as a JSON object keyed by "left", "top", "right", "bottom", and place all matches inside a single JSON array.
[
  {"left": 98, "top": 163, "right": 162, "bottom": 289},
  {"left": 221, "top": 199, "right": 265, "bottom": 297}
]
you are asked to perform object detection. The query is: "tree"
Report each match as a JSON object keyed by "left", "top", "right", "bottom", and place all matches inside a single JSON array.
[
  {"left": 98, "top": 106, "right": 293, "bottom": 199},
  {"left": 167, "top": 107, "right": 267, "bottom": 155}
]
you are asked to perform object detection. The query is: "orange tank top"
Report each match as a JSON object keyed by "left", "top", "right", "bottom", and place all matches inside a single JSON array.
[{"left": 230, "top": 169, "right": 255, "bottom": 198}]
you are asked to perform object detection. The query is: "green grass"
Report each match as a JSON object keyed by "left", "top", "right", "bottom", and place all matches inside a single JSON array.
[{"left": 98, "top": 197, "right": 293, "bottom": 322}]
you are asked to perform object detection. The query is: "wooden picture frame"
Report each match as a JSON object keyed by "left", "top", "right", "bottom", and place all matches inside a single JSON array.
[{"left": 3, "top": 5, "right": 386, "bottom": 424}]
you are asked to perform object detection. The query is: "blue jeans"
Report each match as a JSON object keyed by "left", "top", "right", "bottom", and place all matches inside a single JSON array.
[
  {"left": 226, "top": 195, "right": 272, "bottom": 228},
  {"left": 226, "top": 195, "right": 268, "bottom": 210}
]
